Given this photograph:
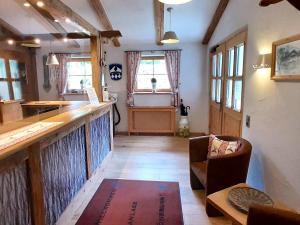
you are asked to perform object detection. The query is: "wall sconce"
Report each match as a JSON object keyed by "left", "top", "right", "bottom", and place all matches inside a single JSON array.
[{"left": 253, "top": 53, "right": 271, "bottom": 70}]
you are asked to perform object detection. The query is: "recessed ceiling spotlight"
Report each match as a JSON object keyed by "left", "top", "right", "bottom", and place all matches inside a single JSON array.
[
  {"left": 36, "top": 1, "right": 44, "bottom": 7},
  {"left": 24, "top": 2, "right": 30, "bottom": 7},
  {"left": 34, "top": 38, "right": 41, "bottom": 44},
  {"left": 65, "top": 18, "right": 71, "bottom": 23},
  {"left": 54, "top": 19, "right": 59, "bottom": 23},
  {"left": 7, "top": 39, "right": 14, "bottom": 45},
  {"left": 158, "top": 0, "right": 192, "bottom": 4},
  {"left": 74, "top": 30, "right": 79, "bottom": 33},
  {"left": 63, "top": 38, "right": 68, "bottom": 42}
]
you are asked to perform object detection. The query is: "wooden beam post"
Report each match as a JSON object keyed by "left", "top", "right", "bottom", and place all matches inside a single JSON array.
[
  {"left": 202, "top": 0, "right": 229, "bottom": 45},
  {"left": 0, "top": 18, "right": 23, "bottom": 41},
  {"left": 27, "top": 143, "right": 46, "bottom": 225},
  {"left": 154, "top": 0, "right": 164, "bottom": 45},
  {"left": 90, "top": 35, "right": 103, "bottom": 101},
  {"left": 88, "top": 0, "right": 121, "bottom": 47}
]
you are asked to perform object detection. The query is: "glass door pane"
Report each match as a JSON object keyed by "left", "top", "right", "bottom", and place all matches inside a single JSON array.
[
  {"left": 233, "top": 80, "right": 243, "bottom": 112},
  {"left": 0, "top": 81, "right": 11, "bottom": 100},
  {"left": 216, "top": 80, "right": 222, "bottom": 103},
  {"left": 212, "top": 55, "right": 217, "bottom": 77},
  {"left": 226, "top": 79, "right": 233, "bottom": 108},
  {"left": 211, "top": 79, "right": 216, "bottom": 101},
  {"left": 0, "top": 59, "right": 7, "bottom": 78},
  {"left": 12, "top": 81, "right": 23, "bottom": 100},
  {"left": 9, "top": 60, "right": 20, "bottom": 79},
  {"left": 228, "top": 48, "right": 234, "bottom": 77},
  {"left": 217, "top": 53, "right": 223, "bottom": 77},
  {"left": 236, "top": 44, "right": 244, "bottom": 76}
]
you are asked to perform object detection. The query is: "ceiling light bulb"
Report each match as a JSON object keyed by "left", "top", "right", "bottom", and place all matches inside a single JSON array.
[
  {"left": 7, "top": 39, "right": 14, "bottom": 45},
  {"left": 158, "top": 0, "right": 192, "bottom": 4},
  {"left": 54, "top": 19, "right": 59, "bottom": 23},
  {"left": 36, "top": 1, "right": 44, "bottom": 7},
  {"left": 65, "top": 18, "right": 71, "bottom": 23},
  {"left": 63, "top": 38, "right": 68, "bottom": 42},
  {"left": 34, "top": 38, "right": 41, "bottom": 44},
  {"left": 24, "top": 2, "right": 30, "bottom": 7}
]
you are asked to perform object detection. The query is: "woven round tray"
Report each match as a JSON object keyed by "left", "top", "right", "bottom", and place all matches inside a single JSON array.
[{"left": 228, "top": 187, "right": 274, "bottom": 214}]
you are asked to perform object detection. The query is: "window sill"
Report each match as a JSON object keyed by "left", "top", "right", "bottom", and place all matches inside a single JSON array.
[
  {"left": 133, "top": 92, "right": 173, "bottom": 95},
  {"left": 63, "top": 92, "right": 87, "bottom": 96}
]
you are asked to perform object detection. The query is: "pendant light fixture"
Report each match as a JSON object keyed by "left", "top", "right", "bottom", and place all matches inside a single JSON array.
[
  {"left": 161, "top": 7, "right": 179, "bottom": 44},
  {"left": 159, "top": 0, "right": 192, "bottom": 4},
  {"left": 46, "top": 40, "right": 59, "bottom": 66}
]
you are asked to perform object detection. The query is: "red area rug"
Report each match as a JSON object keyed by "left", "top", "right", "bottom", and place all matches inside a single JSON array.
[{"left": 76, "top": 179, "right": 184, "bottom": 225}]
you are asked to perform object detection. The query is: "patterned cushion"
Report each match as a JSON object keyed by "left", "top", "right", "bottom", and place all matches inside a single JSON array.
[{"left": 208, "top": 134, "right": 240, "bottom": 157}]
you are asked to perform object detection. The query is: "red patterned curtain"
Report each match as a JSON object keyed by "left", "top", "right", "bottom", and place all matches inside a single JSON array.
[
  {"left": 126, "top": 51, "right": 141, "bottom": 106},
  {"left": 165, "top": 50, "right": 181, "bottom": 107}
]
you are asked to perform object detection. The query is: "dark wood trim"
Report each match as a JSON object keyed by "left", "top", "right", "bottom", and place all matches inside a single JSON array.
[
  {"left": 84, "top": 120, "right": 92, "bottom": 178},
  {"left": 27, "top": 143, "right": 46, "bottom": 225},
  {"left": 154, "top": 0, "right": 164, "bottom": 45},
  {"left": 0, "top": 150, "right": 28, "bottom": 174},
  {"left": 202, "top": 0, "right": 230, "bottom": 45},
  {"left": 88, "top": 0, "right": 121, "bottom": 47}
]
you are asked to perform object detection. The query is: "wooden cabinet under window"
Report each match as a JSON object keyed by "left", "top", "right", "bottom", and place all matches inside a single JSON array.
[{"left": 128, "top": 106, "right": 176, "bottom": 136}]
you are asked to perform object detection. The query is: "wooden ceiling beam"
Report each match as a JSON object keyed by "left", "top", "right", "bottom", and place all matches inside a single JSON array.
[
  {"left": 27, "top": 0, "right": 99, "bottom": 36},
  {"left": 154, "top": 0, "right": 164, "bottom": 45},
  {"left": 202, "top": 0, "right": 229, "bottom": 45},
  {"left": 0, "top": 18, "right": 23, "bottom": 41},
  {"left": 88, "top": 0, "right": 121, "bottom": 47}
]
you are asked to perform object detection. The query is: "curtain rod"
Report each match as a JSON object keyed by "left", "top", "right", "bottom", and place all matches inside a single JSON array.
[{"left": 124, "top": 49, "right": 182, "bottom": 52}]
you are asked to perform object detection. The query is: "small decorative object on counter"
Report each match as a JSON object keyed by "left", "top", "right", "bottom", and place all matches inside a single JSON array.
[
  {"left": 151, "top": 77, "right": 157, "bottom": 92},
  {"left": 102, "top": 84, "right": 110, "bottom": 102},
  {"left": 179, "top": 99, "right": 191, "bottom": 137}
]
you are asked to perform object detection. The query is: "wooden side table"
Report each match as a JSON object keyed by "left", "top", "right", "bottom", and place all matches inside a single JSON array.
[{"left": 207, "top": 183, "right": 291, "bottom": 225}]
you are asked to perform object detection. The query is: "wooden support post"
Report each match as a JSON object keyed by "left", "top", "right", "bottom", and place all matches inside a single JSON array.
[
  {"left": 90, "top": 35, "right": 103, "bottom": 101},
  {"left": 27, "top": 143, "right": 45, "bottom": 225},
  {"left": 84, "top": 119, "right": 92, "bottom": 178}
]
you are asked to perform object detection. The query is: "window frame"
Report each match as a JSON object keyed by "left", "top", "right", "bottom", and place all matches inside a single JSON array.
[
  {"left": 66, "top": 57, "right": 92, "bottom": 93},
  {"left": 134, "top": 56, "right": 172, "bottom": 93},
  {"left": 0, "top": 55, "right": 24, "bottom": 101}
]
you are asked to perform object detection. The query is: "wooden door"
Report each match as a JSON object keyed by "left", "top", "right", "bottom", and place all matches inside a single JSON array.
[
  {"left": 221, "top": 32, "right": 247, "bottom": 137},
  {"left": 209, "top": 31, "right": 247, "bottom": 137},
  {"left": 209, "top": 44, "right": 225, "bottom": 135}
]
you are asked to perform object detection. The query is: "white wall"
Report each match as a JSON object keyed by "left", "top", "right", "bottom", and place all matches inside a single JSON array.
[
  {"left": 209, "top": 0, "right": 300, "bottom": 210},
  {"left": 103, "top": 43, "right": 209, "bottom": 133}
]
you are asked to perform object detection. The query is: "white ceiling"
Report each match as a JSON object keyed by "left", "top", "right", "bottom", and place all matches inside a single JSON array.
[{"left": 0, "top": 0, "right": 220, "bottom": 45}]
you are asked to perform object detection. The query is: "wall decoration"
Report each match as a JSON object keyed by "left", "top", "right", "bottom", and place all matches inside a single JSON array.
[
  {"left": 109, "top": 64, "right": 122, "bottom": 80},
  {"left": 271, "top": 34, "right": 300, "bottom": 81}
]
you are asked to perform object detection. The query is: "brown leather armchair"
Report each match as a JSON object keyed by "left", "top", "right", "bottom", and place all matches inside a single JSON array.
[
  {"left": 189, "top": 135, "right": 252, "bottom": 216},
  {"left": 247, "top": 205, "right": 300, "bottom": 225}
]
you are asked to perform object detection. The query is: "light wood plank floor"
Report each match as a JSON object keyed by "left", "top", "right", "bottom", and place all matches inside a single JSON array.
[{"left": 57, "top": 136, "right": 231, "bottom": 225}]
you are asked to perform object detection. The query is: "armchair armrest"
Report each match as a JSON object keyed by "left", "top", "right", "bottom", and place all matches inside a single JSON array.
[
  {"left": 247, "top": 205, "right": 300, "bottom": 225},
  {"left": 189, "top": 136, "right": 209, "bottom": 163},
  {"left": 206, "top": 150, "right": 251, "bottom": 195}
]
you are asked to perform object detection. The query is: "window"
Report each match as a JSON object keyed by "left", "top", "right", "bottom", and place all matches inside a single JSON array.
[
  {"left": 66, "top": 58, "right": 92, "bottom": 92},
  {"left": 0, "top": 58, "right": 23, "bottom": 100},
  {"left": 135, "top": 56, "right": 171, "bottom": 92},
  {"left": 211, "top": 52, "right": 223, "bottom": 103}
]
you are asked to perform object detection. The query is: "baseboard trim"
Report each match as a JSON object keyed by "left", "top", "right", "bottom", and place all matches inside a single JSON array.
[{"left": 115, "top": 131, "right": 207, "bottom": 137}]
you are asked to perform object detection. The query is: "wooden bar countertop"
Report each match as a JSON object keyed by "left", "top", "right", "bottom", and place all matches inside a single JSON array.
[{"left": 0, "top": 101, "right": 113, "bottom": 161}]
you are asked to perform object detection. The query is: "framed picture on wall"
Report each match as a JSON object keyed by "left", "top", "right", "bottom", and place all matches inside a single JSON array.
[{"left": 271, "top": 34, "right": 300, "bottom": 81}]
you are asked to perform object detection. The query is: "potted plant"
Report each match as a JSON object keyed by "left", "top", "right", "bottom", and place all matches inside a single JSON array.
[
  {"left": 151, "top": 77, "right": 157, "bottom": 92},
  {"left": 80, "top": 79, "right": 85, "bottom": 90}
]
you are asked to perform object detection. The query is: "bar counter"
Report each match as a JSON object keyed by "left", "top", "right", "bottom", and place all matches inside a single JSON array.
[{"left": 0, "top": 101, "right": 114, "bottom": 225}]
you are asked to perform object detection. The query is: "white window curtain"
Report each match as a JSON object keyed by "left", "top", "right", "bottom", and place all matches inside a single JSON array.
[
  {"left": 126, "top": 51, "right": 141, "bottom": 106},
  {"left": 165, "top": 50, "right": 181, "bottom": 107}
]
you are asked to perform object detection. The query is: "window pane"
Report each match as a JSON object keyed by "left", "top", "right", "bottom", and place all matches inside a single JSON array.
[
  {"left": 228, "top": 48, "right": 234, "bottom": 77},
  {"left": 154, "top": 59, "right": 167, "bottom": 74},
  {"left": 216, "top": 80, "right": 222, "bottom": 103},
  {"left": 136, "top": 74, "right": 152, "bottom": 90},
  {"left": 236, "top": 44, "right": 244, "bottom": 76},
  {"left": 233, "top": 80, "right": 243, "bottom": 112},
  {"left": 0, "top": 58, "right": 7, "bottom": 78},
  {"left": 67, "top": 61, "right": 91, "bottom": 76},
  {"left": 0, "top": 81, "right": 10, "bottom": 100},
  {"left": 217, "top": 53, "right": 223, "bottom": 77},
  {"left": 9, "top": 60, "right": 20, "bottom": 78},
  {"left": 211, "top": 79, "right": 216, "bottom": 101},
  {"left": 226, "top": 79, "right": 233, "bottom": 108},
  {"left": 212, "top": 55, "right": 217, "bottom": 77},
  {"left": 137, "top": 60, "right": 153, "bottom": 75},
  {"left": 12, "top": 81, "right": 22, "bottom": 100},
  {"left": 68, "top": 76, "right": 92, "bottom": 90},
  {"left": 154, "top": 75, "right": 171, "bottom": 90}
]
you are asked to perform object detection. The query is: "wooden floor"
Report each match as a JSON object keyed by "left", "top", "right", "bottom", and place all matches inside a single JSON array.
[{"left": 57, "top": 136, "right": 231, "bottom": 225}]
